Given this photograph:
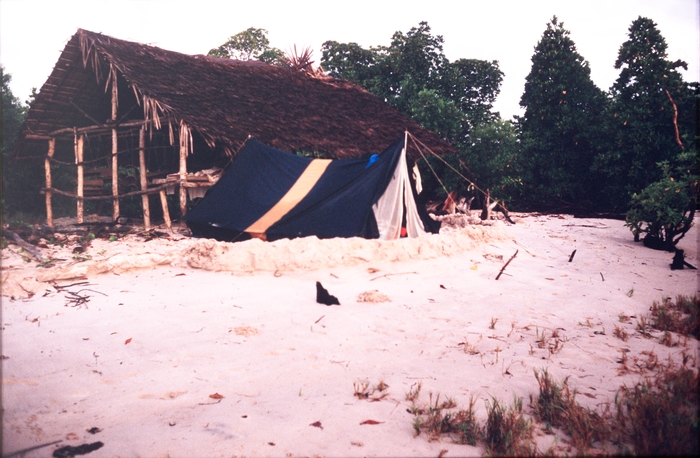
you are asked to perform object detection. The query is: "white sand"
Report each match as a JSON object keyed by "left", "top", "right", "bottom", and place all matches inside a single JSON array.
[{"left": 2, "top": 213, "right": 698, "bottom": 457}]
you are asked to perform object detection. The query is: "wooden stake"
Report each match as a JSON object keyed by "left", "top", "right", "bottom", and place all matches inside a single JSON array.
[
  {"left": 45, "top": 138, "right": 55, "bottom": 227},
  {"left": 480, "top": 188, "right": 491, "bottom": 220},
  {"left": 76, "top": 131, "right": 84, "bottom": 224},
  {"left": 139, "top": 126, "right": 151, "bottom": 229},
  {"left": 480, "top": 189, "right": 497, "bottom": 221},
  {"left": 159, "top": 189, "right": 172, "bottom": 231},
  {"left": 111, "top": 68, "right": 120, "bottom": 222},
  {"left": 495, "top": 249, "right": 518, "bottom": 280}
]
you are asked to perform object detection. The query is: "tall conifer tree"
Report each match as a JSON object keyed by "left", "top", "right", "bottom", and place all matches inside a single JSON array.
[
  {"left": 518, "top": 17, "right": 607, "bottom": 208},
  {"left": 600, "top": 16, "right": 692, "bottom": 205}
]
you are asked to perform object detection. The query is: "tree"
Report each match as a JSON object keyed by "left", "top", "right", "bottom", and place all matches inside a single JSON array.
[
  {"left": 208, "top": 27, "right": 286, "bottom": 65},
  {"left": 625, "top": 151, "right": 697, "bottom": 251},
  {"left": 2, "top": 66, "right": 41, "bottom": 220},
  {"left": 1, "top": 66, "right": 26, "bottom": 153},
  {"left": 597, "top": 16, "right": 693, "bottom": 207},
  {"left": 321, "top": 22, "right": 508, "bottom": 203},
  {"left": 321, "top": 22, "right": 503, "bottom": 143},
  {"left": 517, "top": 17, "right": 608, "bottom": 209}
]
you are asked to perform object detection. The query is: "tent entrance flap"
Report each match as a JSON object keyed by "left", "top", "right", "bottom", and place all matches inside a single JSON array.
[{"left": 372, "top": 145, "right": 429, "bottom": 240}]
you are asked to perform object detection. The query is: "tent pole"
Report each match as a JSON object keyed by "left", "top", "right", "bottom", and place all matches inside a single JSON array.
[{"left": 45, "top": 138, "right": 55, "bottom": 227}]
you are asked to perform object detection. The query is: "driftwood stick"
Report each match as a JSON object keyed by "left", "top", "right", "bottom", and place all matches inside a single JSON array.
[
  {"left": 568, "top": 250, "right": 577, "bottom": 262},
  {"left": 4, "top": 439, "right": 63, "bottom": 458},
  {"left": 495, "top": 249, "right": 518, "bottom": 280},
  {"left": 2, "top": 229, "right": 46, "bottom": 262},
  {"left": 497, "top": 201, "right": 516, "bottom": 224},
  {"left": 480, "top": 189, "right": 491, "bottom": 220},
  {"left": 370, "top": 272, "right": 419, "bottom": 281}
]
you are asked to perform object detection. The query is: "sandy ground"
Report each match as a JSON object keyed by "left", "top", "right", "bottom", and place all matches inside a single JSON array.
[{"left": 1, "top": 213, "right": 698, "bottom": 457}]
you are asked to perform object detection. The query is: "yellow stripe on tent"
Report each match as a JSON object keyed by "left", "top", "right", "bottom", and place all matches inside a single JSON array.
[{"left": 246, "top": 159, "right": 332, "bottom": 235}]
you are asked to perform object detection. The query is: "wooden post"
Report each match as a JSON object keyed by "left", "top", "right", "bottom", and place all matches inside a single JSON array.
[
  {"left": 178, "top": 120, "right": 188, "bottom": 218},
  {"left": 480, "top": 188, "right": 491, "bottom": 221},
  {"left": 159, "top": 189, "right": 172, "bottom": 231},
  {"left": 76, "top": 131, "right": 85, "bottom": 223},
  {"left": 139, "top": 126, "right": 151, "bottom": 229},
  {"left": 111, "top": 68, "right": 120, "bottom": 222},
  {"left": 45, "top": 138, "right": 56, "bottom": 227}
]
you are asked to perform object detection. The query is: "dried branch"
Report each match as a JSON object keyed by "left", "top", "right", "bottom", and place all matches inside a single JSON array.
[{"left": 495, "top": 250, "right": 518, "bottom": 280}]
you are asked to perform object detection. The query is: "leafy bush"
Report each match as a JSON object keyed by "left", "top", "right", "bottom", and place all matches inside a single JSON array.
[{"left": 625, "top": 151, "right": 698, "bottom": 251}]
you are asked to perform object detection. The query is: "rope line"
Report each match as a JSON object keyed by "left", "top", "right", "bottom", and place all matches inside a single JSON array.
[{"left": 407, "top": 132, "right": 487, "bottom": 198}]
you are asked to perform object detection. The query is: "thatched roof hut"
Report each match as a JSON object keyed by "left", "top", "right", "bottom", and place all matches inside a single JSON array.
[
  {"left": 18, "top": 29, "right": 454, "bottom": 159},
  {"left": 16, "top": 29, "right": 455, "bottom": 227}
]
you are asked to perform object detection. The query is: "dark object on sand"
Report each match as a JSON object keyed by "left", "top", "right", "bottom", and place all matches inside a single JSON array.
[
  {"left": 316, "top": 282, "right": 340, "bottom": 306},
  {"left": 671, "top": 249, "right": 697, "bottom": 270},
  {"left": 53, "top": 442, "right": 104, "bottom": 458}
]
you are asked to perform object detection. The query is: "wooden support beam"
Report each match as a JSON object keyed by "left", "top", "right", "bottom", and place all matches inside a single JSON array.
[
  {"left": 111, "top": 67, "right": 120, "bottom": 221},
  {"left": 75, "top": 131, "right": 84, "bottom": 223},
  {"left": 45, "top": 138, "right": 55, "bottom": 227},
  {"left": 159, "top": 189, "right": 172, "bottom": 231},
  {"left": 139, "top": 127, "right": 151, "bottom": 229},
  {"left": 178, "top": 121, "right": 188, "bottom": 218},
  {"left": 45, "top": 119, "right": 151, "bottom": 138}
]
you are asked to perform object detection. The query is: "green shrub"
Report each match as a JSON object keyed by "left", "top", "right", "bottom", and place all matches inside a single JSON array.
[{"left": 625, "top": 151, "right": 698, "bottom": 251}]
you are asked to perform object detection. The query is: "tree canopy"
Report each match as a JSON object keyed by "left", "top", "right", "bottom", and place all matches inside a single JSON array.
[
  {"left": 2, "top": 66, "right": 38, "bottom": 219},
  {"left": 597, "top": 16, "right": 694, "bottom": 206},
  {"left": 208, "top": 27, "right": 286, "bottom": 65},
  {"left": 321, "top": 22, "right": 503, "bottom": 146},
  {"left": 517, "top": 16, "right": 608, "bottom": 207}
]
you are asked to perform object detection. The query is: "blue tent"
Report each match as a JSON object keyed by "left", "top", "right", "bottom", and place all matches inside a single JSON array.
[{"left": 183, "top": 137, "right": 440, "bottom": 242}]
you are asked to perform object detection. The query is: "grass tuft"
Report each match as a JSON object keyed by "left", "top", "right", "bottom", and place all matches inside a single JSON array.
[
  {"left": 531, "top": 368, "right": 607, "bottom": 452},
  {"left": 484, "top": 396, "right": 535, "bottom": 456},
  {"left": 649, "top": 295, "right": 699, "bottom": 338},
  {"left": 615, "top": 362, "right": 699, "bottom": 456}
]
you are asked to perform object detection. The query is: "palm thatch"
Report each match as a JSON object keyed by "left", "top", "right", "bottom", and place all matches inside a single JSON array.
[{"left": 17, "top": 29, "right": 455, "bottom": 160}]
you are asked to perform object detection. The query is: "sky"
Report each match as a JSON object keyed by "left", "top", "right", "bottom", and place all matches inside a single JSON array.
[{"left": 1, "top": 0, "right": 698, "bottom": 120}]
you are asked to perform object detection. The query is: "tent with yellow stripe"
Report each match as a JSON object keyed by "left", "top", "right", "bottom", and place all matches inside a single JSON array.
[{"left": 183, "top": 136, "right": 440, "bottom": 242}]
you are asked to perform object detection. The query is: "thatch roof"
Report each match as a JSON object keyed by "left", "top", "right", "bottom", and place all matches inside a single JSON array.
[{"left": 18, "top": 29, "right": 455, "bottom": 160}]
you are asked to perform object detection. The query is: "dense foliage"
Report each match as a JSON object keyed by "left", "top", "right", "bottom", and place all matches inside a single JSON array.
[
  {"left": 517, "top": 17, "right": 608, "bottom": 209},
  {"left": 208, "top": 27, "right": 286, "bottom": 65},
  {"left": 321, "top": 22, "right": 509, "bottom": 205},
  {"left": 596, "top": 17, "right": 696, "bottom": 208},
  {"left": 322, "top": 22, "right": 503, "bottom": 146},
  {"left": 625, "top": 151, "right": 698, "bottom": 251},
  {"left": 1, "top": 66, "right": 40, "bottom": 221}
]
